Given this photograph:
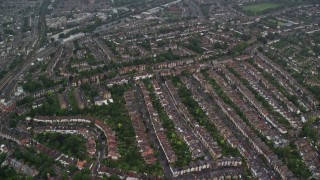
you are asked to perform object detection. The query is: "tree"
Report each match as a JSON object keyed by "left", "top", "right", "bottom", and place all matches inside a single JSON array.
[
  {"left": 9, "top": 119, "right": 17, "bottom": 128},
  {"left": 59, "top": 33, "right": 66, "bottom": 39},
  {"left": 23, "top": 80, "right": 43, "bottom": 92},
  {"left": 39, "top": 75, "right": 55, "bottom": 88},
  {"left": 257, "top": 36, "right": 267, "bottom": 44},
  {"left": 313, "top": 45, "right": 320, "bottom": 56},
  {"left": 68, "top": 165, "right": 78, "bottom": 173}
]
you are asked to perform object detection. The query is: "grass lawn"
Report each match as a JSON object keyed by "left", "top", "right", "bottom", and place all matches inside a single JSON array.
[
  {"left": 67, "top": 89, "right": 78, "bottom": 110},
  {"left": 241, "top": 2, "right": 282, "bottom": 15}
]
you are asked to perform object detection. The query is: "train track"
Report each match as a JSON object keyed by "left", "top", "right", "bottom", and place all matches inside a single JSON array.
[{"left": 0, "top": 72, "right": 14, "bottom": 94}]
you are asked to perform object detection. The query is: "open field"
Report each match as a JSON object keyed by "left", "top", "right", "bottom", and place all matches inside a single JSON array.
[{"left": 241, "top": 2, "right": 282, "bottom": 15}]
